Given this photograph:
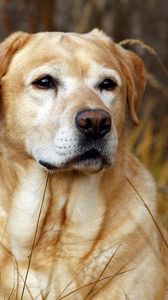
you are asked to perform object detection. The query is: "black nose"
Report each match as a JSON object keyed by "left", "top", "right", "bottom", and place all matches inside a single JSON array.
[{"left": 75, "top": 109, "right": 111, "bottom": 139}]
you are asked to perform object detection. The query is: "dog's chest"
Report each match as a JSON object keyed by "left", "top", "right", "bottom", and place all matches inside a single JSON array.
[{"left": 20, "top": 242, "right": 119, "bottom": 299}]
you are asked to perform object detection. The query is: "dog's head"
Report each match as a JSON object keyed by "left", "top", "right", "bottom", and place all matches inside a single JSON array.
[{"left": 0, "top": 29, "right": 146, "bottom": 172}]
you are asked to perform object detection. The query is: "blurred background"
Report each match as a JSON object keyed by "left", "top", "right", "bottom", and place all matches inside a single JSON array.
[{"left": 0, "top": 0, "right": 167, "bottom": 227}]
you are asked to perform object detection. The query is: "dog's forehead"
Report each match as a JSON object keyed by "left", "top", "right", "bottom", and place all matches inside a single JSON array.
[
  {"left": 31, "top": 30, "right": 112, "bottom": 52},
  {"left": 12, "top": 31, "right": 121, "bottom": 74}
]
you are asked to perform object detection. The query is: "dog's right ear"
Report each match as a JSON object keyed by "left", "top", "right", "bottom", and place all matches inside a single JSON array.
[{"left": 0, "top": 32, "right": 30, "bottom": 78}]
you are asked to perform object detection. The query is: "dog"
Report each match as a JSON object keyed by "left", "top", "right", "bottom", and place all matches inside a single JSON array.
[{"left": 0, "top": 29, "right": 167, "bottom": 299}]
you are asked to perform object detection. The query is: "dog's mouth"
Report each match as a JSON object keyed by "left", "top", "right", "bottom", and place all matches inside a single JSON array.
[
  {"left": 39, "top": 160, "right": 56, "bottom": 170},
  {"left": 76, "top": 148, "right": 101, "bottom": 161},
  {"left": 39, "top": 148, "right": 109, "bottom": 171}
]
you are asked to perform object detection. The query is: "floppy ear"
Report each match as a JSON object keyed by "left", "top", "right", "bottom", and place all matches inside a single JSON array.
[
  {"left": 0, "top": 31, "right": 30, "bottom": 78},
  {"left": 116, "top": 46, "right": 146, "bottom": 126}
]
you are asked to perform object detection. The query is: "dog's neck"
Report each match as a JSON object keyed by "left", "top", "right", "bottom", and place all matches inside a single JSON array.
[
  {"left": 5, "top": 164, "right": 105, "bottom": 261},
  {"left": 1, "top": 143, "right": 126, "bottom": 261}
]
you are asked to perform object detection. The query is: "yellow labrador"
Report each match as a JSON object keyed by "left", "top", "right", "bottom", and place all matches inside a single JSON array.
[{"left": 0, "top": 29, "right": 167, "bottom": 299}]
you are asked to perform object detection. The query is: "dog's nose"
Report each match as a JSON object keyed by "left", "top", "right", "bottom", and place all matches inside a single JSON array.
[{"left": 75, "top": 109, "right": 111, "bottom": 139}]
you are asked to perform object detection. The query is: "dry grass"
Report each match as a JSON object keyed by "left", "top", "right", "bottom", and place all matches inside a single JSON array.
[
  {"left": 119, "top": 38, "right": 168, "bottom": 77},
  {"left": 119, "top": 38, "right": 168, "bottom": 229},
  {"left": 131, "top": 121, "right": 168, "bottom": 228}
]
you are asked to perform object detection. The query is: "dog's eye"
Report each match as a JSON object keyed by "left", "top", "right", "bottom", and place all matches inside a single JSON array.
[
  {"left": 32, "top": 75, "right": 57, "bottom": 89},
  {"left": 99, "top": 79, "right": 118, "bottom": 91}
]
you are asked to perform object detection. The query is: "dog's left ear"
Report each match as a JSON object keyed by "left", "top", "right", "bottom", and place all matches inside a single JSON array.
[
  {"left": 116, "top": 46, "right": 146, "bottom": 126},
  {"left": 0, "top": 31, "right": 30, "bottom": 78}
]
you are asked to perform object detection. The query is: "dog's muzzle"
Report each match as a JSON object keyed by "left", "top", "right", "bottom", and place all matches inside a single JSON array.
[{"left": 39, "top": 109, "right": 114, "bottom": 171}]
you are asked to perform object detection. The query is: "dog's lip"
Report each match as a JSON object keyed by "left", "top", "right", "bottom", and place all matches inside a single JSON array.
[
  {"left": 75, "top": 148, "right": 102, "bottom": 162},
  {"left": 39, "top": 148, "right": 106, "bottom": 170},
  {"left": 39, "top": 160, "right": 56, "bottom": 170}
]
